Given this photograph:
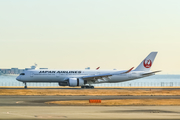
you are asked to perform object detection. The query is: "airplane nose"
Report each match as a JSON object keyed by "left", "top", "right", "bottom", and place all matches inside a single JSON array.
[{"left": 16, "top": 76, "right": 21, "bottom": 81}]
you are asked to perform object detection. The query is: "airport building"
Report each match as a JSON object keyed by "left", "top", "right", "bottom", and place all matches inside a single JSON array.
[{"left": 0, "top": 66, "right": 48, "bottom": 75}]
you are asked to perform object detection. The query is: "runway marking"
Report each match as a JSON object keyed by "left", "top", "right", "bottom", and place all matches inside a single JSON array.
[
  {"left": 34, "top": 115, "right": 67, "bottom": 118},
  {"left": 16, "top": 101, "right": 24, "bottom": 103}
]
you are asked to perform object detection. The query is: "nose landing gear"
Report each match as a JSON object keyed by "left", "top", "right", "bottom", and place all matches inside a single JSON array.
[{"left": 24, "top": 82, "right": 27, "bottom": 89}]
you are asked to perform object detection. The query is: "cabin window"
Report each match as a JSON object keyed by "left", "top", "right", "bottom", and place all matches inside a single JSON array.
[{"left": 20, "top": 73, "right": 25, "bottom": 75}]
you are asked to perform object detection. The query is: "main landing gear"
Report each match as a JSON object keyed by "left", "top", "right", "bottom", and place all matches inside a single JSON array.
[
  {"left": 81, "top": 86, "right": 94, "bottom": 89},
  {"left": 24, "top": 82, "right": 27, "bottom": 89}
]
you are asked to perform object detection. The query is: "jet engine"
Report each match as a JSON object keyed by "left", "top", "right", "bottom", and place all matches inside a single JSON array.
[
  {"left": 68, "top": 78, "right": 84, "bottom": 86},
  {"left": 58, "top": 82, "right": 68, "bottom": 86}
]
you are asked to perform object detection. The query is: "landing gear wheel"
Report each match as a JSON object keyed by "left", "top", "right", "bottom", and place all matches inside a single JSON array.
[
  {"left": 24, "top": 82, "right": 27, "bottom": 89},
  {"left": 81, "top": 86, "right": 94, "bottom": 89}
]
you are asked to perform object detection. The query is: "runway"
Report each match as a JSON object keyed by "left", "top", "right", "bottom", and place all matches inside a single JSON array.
[
  {"left": 1, "top": 106, "right": 180, "bottom": 120},
  {"left": 1, "top": 95, "right": 180, "bottom": 106},
  {"left": 1, "top": 91, "right": 180, "bottom": 119}
]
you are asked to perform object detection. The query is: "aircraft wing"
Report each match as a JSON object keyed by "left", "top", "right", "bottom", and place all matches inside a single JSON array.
[
  {"left": 81, "top": 67, "right": 134, "bottom": 81},
  {"left": 81, "top": 73, "right": 113, "bottom": 81},
  {"left": 142, "top": 70, "right": 161, "bottom": 76}
]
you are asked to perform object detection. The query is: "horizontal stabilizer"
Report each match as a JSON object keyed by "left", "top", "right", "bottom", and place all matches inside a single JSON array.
[{"left": 142, "top": 70, "right": 161, "bottom": 76}]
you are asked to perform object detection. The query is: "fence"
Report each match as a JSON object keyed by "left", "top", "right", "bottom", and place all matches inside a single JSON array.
[{"left": 0, "top": 82, "right": 180, "bottom": 87}]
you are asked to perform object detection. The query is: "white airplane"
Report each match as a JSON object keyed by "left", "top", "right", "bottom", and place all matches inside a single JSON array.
[{"left": 16, "top": 52, "right": 160, "bottom": 88}]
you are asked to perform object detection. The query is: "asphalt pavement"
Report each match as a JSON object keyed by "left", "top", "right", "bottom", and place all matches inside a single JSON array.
[{"left": 1, "top": 95, "right": 180, "bottom": 106}]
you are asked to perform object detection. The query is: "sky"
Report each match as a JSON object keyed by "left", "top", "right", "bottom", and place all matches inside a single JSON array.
[{"left": 0, "top": 0, "right": 180, "bottom": 74}]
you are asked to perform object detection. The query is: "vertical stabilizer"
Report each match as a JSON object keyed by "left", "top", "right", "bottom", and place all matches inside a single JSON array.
[{"left": 134, "top": 52, "right": 157, "bottom": 72}]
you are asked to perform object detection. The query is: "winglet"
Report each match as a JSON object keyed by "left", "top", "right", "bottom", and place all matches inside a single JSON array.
[
  {"left": 124, "top": 67, "right": 134, "bottom": 73},
  {"left": 96, "top": 67, "right": 100, "bottom": 70}
]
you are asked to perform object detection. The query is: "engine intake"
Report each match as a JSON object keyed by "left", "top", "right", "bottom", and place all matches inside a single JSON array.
[{"left": 69, "top": 78, "right": 84, "bottom": 86}]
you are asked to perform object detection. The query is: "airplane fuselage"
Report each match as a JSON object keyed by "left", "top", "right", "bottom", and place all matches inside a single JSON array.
[
  {"left": 16, "top": 69, "right": 149, "bottom": 84},
  {"left": 16, "top": 52, "right": 159, "bottom": 88}
]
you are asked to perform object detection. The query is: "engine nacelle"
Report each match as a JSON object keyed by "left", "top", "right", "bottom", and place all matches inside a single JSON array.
[
  {"left": 58, "top": 82, "right": 68, "bottom": 86},
  {"left": 69, "top": 78, "right": 84, "bottom": 86}
]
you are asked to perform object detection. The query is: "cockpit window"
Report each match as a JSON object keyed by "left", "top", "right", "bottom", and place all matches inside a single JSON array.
[{"left": 20, "top": 73, "right": 25, "bottom": 75}]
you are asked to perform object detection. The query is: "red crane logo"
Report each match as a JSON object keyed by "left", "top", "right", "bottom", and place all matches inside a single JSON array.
[{"left": 143, "top": 59, "right": 152, "bottom": 68}]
